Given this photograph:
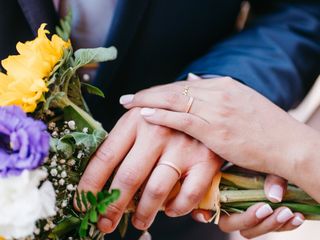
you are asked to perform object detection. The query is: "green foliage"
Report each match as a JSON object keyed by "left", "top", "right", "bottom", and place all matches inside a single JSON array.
[
  {"left": 56, "top": 11, "right": 72, "bottom": 41},
  {"left": 75, "top": 189, "right": 121, "bottom": 238},
  {"left": 81, "top": 82, "right": 105, "bottom": 98},
  {"left": 74, "top": 47, "right": 117, "bottom": 69}
]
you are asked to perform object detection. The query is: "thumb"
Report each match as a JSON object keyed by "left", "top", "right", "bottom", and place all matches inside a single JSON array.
[{"left": 264, "top": 174, "right": 287, "bottom": 203}]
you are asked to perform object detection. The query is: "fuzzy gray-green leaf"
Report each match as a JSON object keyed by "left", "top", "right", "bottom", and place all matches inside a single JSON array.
[{"left": 74, "top": 47, "right": 117, "bottom": 68}]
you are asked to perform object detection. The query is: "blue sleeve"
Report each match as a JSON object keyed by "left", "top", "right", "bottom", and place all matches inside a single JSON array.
[{"left": 179, "top": 3, "right": 320, "bottom": 110}]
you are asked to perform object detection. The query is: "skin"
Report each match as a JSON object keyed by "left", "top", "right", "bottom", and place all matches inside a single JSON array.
[
  {"left": 122, "top": 75, "right": 320, "bottom": 201},
  {"left": 77, "top": 108, "right": 223, "bottom": 233},
  {"left": 117, "top": 74, "right": 320, "bottom": 237}
]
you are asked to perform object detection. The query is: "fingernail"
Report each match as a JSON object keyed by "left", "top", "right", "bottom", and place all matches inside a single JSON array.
[
  {"left": 140, "top": 108, "right": 155, "bottom": 116},
  {"left": 188, "top": 73, "right": 200, "bottom": 80},
  {"left": 139, "top": 231, "right": 152, "bottom": 240},
  {"left": 292, "top": 216, "right": 304, "bottom": 226},
  {"left": 194, "top": 213, "right": 209, "bottom": 223},
  {"left": 99, "top": 217, "right": 113, "bottom": 232},
  {"left": 277, "top": 208, "right": 294, "bottom": 223},
  {"left": 133, "top": 217, "right": 146, "bottom": 229},
  {"left": 268, "top": 184, "right": 283, "bottom": 203},
  {"left": 166, "top": 209, "right": 178, "bottom": 217},
  {"left": 119, "top": 94, "right": 134, "bottom": 105},
  {"left": 255, "top": 204, "right": 273, "bottom": 219}
]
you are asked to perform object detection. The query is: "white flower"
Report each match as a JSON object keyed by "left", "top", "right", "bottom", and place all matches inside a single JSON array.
[{"left": 0, "top": 169, "right": 56, "bottom": 239}]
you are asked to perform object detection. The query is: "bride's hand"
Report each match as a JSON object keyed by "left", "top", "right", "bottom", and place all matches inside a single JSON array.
[
  {"left": 193, "top": 175, "right": 304, "bottom": 239},
  {"left": 119, "top": 76, "right": 310, "bottom": 182}
]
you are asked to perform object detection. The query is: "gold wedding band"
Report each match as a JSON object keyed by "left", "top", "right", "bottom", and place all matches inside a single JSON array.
[
  {"left": 157, "top": 161, "right": 182, "bottom": 178},
  {"left": 185, "top": 96, "right": 194, "bottom": 113}
]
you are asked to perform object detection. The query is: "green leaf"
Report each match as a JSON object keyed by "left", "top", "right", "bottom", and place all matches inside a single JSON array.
[
  {"left": 75, "top": 190, "right": 83, "bottom": 212},
  {"left": 82, "top": 82, "right": 105, "bottom": 98},
  {"left": 101, "top": 189, "right": 121, "bottom": 206},
  {"left": 56, "top": 10, "right": 72, "bottom": 41},
  {"left": 70, "top": 129, "right": 106, "bottom": 154},
  {"left": 97, "top": 192, "right": 104, "bottom": 202},
  {"left": 79, "top": 214, "right": 89, "bottom": 237},
  {"left": 87, "top": 191, "right": 97, "bottom": 206},
  {"left": 44, "top": 92, "right": 66, "bottom": 110},
  {"left": 48, "top": 216, "right": 81, "bottom": 239},
  {"left": 81, "top": 191, "right": 89, "bottom": 211},
  {"left": 63, "top": 105, "right": 94, "bottom": 133},
  {"left": 49, "top": 137, "right": 59, "bottom": 153},
  {"left": 56, "top": 137, "right": 75, "bottom": 158},
  {"left": 97, "top": 203, "right": 107, "bottom": 215},
  {"left": 89, "top": 208, "right": 98, "bottom": 223},
  {"left": 74, "top": 47, "right": 117, "bottom": 68}
]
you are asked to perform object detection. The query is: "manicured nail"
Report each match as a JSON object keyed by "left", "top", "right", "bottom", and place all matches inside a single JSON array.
[
  {"left": 138, "top": 231, "right": 152, "bottom": 240},
  {"left": 188, "top": 73, "right": 200, "bottom": 80},
  {"left": 140, "top": 108, "right": 155, "bottom": 116},
  {"left": 194, "top": 213, "right": 209, "bottom": 223},
  {"left": 133, "top": 217, "right": 146, "bottom": 229},
  {"left": 277, "top": 208, "right": 294, "bottom": 223},
  {"left": 119, "top": 94, "right": 134, "bottom": 105},
  {"left": 268, "top": 184, "right": 283, "bottom": 202},
  {"left": 255, "top": 204, "right": 273, "bottom": 219},
  {"left": 292, "top": 216, "right": 304, "bottom": 226}
]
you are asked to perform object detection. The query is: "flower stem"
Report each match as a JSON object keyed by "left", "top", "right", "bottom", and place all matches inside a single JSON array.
[{"left": 57, "top": 94, "right": 106, "bottom": 134}]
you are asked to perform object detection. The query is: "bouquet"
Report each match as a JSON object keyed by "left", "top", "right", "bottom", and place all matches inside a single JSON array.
[
  {"left": 0, "top": 15, "right": 320, "bottom": 240},
  {"left": 0, "top": 15, "right": 119, "bottom": 240}
]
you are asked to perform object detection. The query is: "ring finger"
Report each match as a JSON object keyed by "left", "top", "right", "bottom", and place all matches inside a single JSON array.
[{"left": 132, "top": 155, "right": 182, "bottom": 230}]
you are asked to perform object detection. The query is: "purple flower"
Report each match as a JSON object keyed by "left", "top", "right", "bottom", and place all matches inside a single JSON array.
[{"left": 0, "top": 106, "right": 50, "bottom": 177}]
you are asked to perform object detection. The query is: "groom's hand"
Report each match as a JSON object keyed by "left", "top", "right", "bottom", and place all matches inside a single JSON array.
[{"left": 77, "top": 107, "right": 223, "bottom": 233}]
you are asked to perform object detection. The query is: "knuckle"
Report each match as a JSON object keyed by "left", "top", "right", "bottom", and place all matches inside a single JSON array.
[
  {"left": 94, "top": 147, "right": 115, "bottom": 165},
  {"left": 80, "top": 174, "right": 101, "bottom": 190},
  {"left": 165, "top": 92, "right": 181, "bottom": 106},
  {"left": 117, "top": 168, "right": 141, "bottom": 188},
  {"left": 183, "top": 189, "right": 202, "bottom": 205},
  {"left": 151, "top": 124, "right": 171, "bottom": 137},
  {"left": 218, "top": 105, "right": 234, "bottom": 118},
  {"left": 181, "top": 116, "right": 194, "bottom": 130},
  {"left": 126, "top": 107, "right": 141, "bottom": 119},
  {"left": 105, "top": 203, "right": 123, "bottom": 220},
  {"left": 146, "top": 184, "right": 167, "bottom": 200}
]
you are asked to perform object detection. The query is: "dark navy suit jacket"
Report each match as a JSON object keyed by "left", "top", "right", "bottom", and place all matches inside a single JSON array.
[{"left": 1, "top": 1, "right": 320, "bottom": 239}]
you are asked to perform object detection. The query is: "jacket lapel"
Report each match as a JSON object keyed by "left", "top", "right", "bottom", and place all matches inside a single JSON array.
[
  {"left": 96, "top": 0, "right": 151, "bottom": 85},
  {"left": 18, "top": 0, "right": 59, "bottom": 36}
]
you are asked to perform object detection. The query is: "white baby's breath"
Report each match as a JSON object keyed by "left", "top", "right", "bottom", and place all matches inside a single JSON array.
[{"left": 0, "top": 170, "right": 56, "bottom": 239}]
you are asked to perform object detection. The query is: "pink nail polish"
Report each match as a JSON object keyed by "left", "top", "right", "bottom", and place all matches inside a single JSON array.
[
  {"left": 292, "top": 216, "right": 304, "bottom": 226},
  {"left": 268, "top": 185, "right": 283, "bottom": 202},
  {"left": 140, "top": 108, "right": 155, "bottom": 116},
  {"left": 277, "top": 208, "right": 294, "bottom": 223},
  {"left": 255, "top": 204, "right": 273, "bottom": 219},
  {"left": 119, "top": 94, "right": 134, "bottom": 105},
  {"left": 138, "top": 231, "right": 152, "bottom": 240}
]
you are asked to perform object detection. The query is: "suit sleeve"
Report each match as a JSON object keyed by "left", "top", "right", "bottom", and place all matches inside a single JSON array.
[{"left": 179, "top": 3, "right": 320, "bottom": 110}]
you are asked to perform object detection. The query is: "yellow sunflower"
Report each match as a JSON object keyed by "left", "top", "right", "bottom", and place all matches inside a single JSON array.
[{"left": 0, "top": 24, "right": 70, "bottom": 112}]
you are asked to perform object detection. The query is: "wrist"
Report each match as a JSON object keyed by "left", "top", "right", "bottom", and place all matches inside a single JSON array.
[{"left": 282, "top": 123, "right": 320, "bottom": 201}]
